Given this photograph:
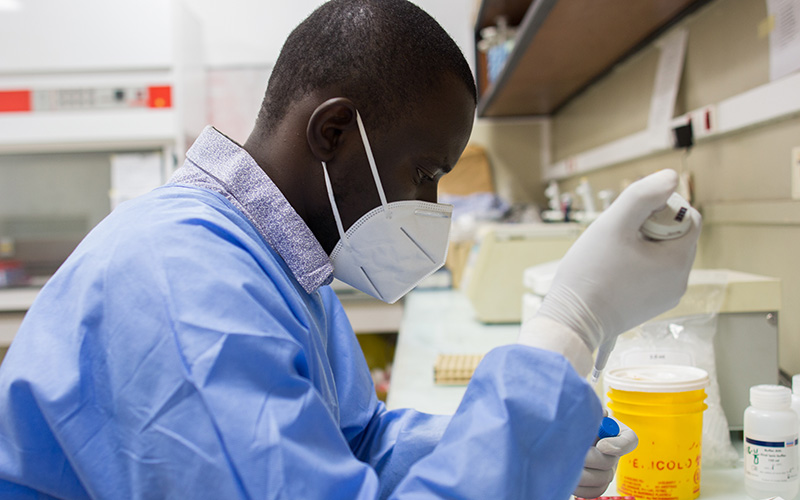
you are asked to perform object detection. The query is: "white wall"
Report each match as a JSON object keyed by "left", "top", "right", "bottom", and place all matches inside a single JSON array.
[
  {"left": 185, "top": 0, "right": 476, "bottom": 70},
  {"left": 184, "top": 0, "right": 325, "bottom": 67},
  {"left": 414, "top": 0, "right": 476, "bottom": 73}
]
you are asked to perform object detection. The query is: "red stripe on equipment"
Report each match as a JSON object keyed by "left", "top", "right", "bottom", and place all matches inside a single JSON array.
[
  {"left": 147, "top": 86, "right": 172, "bottom": 108},
  {"left": 0, "top": 90, "right": 32, "bottom": 112}
]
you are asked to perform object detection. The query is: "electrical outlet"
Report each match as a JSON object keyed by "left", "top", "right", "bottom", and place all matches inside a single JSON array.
[{"left": 793, "top": 147, "right": 800, "bottom": 200}]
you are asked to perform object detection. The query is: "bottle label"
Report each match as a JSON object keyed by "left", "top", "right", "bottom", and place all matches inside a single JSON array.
[{"left": 744, "top": 436, "right": 799, "bottom": 483}]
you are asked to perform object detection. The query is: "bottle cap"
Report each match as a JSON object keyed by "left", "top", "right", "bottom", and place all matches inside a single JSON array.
[
  {"left": 793, "top": 374, "right": 800, "bottom": 395},
  {"left": 750, "top": 384, "right": 791, "bottom": 410},
  {"left": 598, "top": 417, "right": 620, "bottom": 440}
]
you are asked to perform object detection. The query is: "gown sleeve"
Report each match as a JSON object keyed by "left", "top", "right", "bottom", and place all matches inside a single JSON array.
[{"left": 389, "top": 346, "right": 603, "bottom": 499}]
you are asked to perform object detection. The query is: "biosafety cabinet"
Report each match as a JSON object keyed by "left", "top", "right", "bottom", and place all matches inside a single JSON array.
[{"left": 0, "top": 0, "right": 205, "bottom": 276}]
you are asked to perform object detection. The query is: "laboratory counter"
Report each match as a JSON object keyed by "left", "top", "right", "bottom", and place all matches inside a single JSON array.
[{"left": 388, "top": 288, "right": 759, "bottom": 500}]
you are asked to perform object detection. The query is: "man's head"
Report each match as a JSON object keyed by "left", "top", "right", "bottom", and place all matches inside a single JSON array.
[
  {"left": 245, "top": 0, "right": 477, "bottom": 254},
  {"left": 256, "top": 0, "right": 476, "bottom": 134}
]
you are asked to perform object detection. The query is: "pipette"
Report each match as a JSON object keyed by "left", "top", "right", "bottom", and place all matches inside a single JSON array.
[
  {"left": 590, "top": 191, "right": 694, "bottom": 386},
  {"left": 591, "top": 338, "right": 616, "bottom": 386}
]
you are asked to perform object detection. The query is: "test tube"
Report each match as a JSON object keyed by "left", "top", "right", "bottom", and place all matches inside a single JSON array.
[{"left": 597, "top": 416, "right": 620, "bottom": 441}]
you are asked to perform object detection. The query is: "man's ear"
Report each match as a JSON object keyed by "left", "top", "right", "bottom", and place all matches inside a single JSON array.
[{"left": 306, "top": 98, "right": 358, "bottom": 162}]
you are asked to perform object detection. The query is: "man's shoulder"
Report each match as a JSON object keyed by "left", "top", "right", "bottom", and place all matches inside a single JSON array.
[
  {"left": 67, "top": 185, "right": 273, "bottom": 275},
  {"left": 106, "top": 185, "right": 260, "bottom": 244}
]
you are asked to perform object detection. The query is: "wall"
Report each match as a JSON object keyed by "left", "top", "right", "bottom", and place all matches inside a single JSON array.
[
  {"left": 184, "top": 0, "right": 476, "bottom": 70},
  {"left": 467, "top": 118, "right": 546, "bottom": 206},
  {"left": 548, "top": 0, "right": 800, "bottom": 374}
]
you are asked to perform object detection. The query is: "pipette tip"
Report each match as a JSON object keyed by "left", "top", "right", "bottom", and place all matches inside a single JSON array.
[{"left": 590, "top": 368, "right": 601, "bottom": 386}]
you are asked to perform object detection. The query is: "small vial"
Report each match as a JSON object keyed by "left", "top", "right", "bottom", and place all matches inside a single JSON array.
[
  {"left": 597, "top": 416, "right": 620, "bottom": 442},
  {"left": 744, "top": 385, "right": 799, "bottom": 500}
]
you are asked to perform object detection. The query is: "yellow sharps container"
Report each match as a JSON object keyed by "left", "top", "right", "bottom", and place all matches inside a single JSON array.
[{"left": 606, "top": 365, "right": 709, "bottom": 500}]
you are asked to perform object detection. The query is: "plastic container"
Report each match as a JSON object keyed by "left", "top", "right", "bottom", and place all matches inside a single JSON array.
[
  {"left": 744, "top": 384, "right": 799, "bottom": 500},
  {"left": 793, "top": 375, "right": 800, "bottom": 436},
  {"left": 606, "top": 365, "right": 709, "bottom": 500}
]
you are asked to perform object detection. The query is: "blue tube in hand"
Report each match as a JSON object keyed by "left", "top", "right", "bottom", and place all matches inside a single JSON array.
[{"left": 597, "top": 416, "right": 620, "bottom": 441}]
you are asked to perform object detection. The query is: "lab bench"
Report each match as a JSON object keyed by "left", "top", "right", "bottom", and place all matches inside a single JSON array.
[{"left": 387, "top": 288, "right": 762, "bottom": 499}]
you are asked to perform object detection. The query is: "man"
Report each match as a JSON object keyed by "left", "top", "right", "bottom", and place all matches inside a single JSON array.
[{"left": 0, "top": 1, "right": 700, "bottom": 498}]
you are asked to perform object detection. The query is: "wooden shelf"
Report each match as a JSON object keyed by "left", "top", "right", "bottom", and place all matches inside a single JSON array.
[
  {"left": 476, "top": 0, "right": 708, "bottom": 117},
  {"left": 475, "top": 0, "right": 531, "bottom": 30}
]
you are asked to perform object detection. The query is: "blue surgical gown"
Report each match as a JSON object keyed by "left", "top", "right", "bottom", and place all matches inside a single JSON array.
[{"left": 0, "top": 186, "right": 602, "bottom": 499}]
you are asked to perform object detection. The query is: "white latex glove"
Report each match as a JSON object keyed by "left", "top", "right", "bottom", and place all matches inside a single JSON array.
[
  {"left": 535, "top": 169, "right": 701, "bottom": 354},
  {"left": 573, "top": 415, "right": 638, "bottom": 499}
]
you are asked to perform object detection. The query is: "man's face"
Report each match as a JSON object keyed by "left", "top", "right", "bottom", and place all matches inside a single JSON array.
[{"left": 331, "top": 76, "right": 476, "bottom": 233}]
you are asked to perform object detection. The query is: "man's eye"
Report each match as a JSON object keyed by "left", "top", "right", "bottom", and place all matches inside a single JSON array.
[{"left": 416, "top": 167, "right": 435, "bottom": 182}]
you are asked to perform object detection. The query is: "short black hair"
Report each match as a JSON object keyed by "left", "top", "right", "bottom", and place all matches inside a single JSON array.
[{"left": 256, "top": 0, "right": 477, "bottom": 133}]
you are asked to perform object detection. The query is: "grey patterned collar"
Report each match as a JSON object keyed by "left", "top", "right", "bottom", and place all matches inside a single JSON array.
[{"left": 169, "top": 126, "right": 334, "bottom": 294}]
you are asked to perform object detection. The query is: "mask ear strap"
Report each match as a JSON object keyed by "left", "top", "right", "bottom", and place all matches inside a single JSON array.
[
  {"left": 321, "top": 161, "right": 352, "bottom": 249},
  {"left": 355, "top": 111, "right": 389, "bottom": 210}
]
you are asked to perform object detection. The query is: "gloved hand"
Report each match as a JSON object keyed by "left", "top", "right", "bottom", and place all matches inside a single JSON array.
[
  {"left": 536, "top": 169, "right": 701, "bottom": 353},
  {"left": 573, "top": 415, "right": 638, "bottom": 499}
]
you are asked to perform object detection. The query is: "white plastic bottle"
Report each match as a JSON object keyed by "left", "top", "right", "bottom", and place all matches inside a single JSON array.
[
  {"left": 744, "top": 384, "right": 799, "bottom": 499},
  {"left": 793, "top": 375, "right": 800, "bottom": 436}
]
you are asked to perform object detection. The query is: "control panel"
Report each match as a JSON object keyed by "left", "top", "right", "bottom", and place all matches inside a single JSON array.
[{"left": 0, "top": 86, "right": 172, "bottom": 113}]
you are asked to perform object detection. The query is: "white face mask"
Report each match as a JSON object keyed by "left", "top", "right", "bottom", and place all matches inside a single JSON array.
[{"left": 321, "top": 111, "right": 453, "bottom": 304}]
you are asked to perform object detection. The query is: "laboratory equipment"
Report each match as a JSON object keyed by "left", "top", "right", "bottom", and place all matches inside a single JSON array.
[
  {"left": 575, "top": 177, "right": 598, "bottom": 222},
  {"left": 0, "top": 0, "right": 205, "bottom": 277},
  {"left": 433, "top": 354, "right": 483, "bottom": 385},
  {"left": 0, "top": 0, "right": 204, "bottom": 155},
  {"left": 542, "top": 180, "right": 565, "bottom": 222},
  {"left": 606, "top": 365, "right": 709, "bottom": 500},
  {"left": 793, "top": 375, "right": 800, "bottom": 435},
  {"left": 0, "top": 260, "right": 26, "bottom": 288},
  {"left": 477, "top": 16, "right": 516, "bottom": 85},
  {"left": 560, "top": 192, "right": 573, "bottom": 222},
  {"left": 640, "top": 192, "right": 693, "bottom": 240},
  {"left": 463, "top": 223, "right": 581, "bottom": 323},
  {"left": 743, "top": 385, "right": 799, "bottom": 500},
  {"left": 591, "top": 338, "right": 616, "bottom": 386}
]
